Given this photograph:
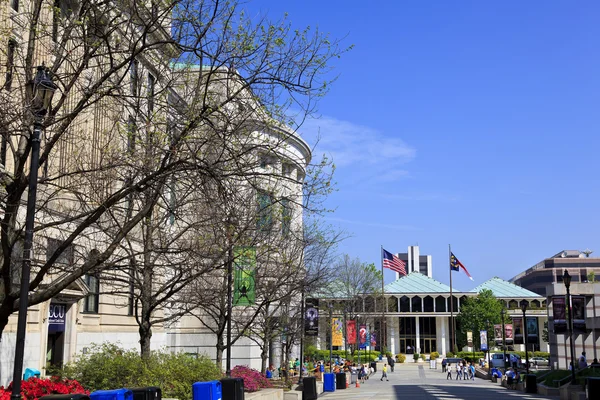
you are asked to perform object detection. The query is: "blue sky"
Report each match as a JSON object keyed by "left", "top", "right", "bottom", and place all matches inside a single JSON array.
[{"left": 245, "top": 1, "right": 600, "bottom": 290}]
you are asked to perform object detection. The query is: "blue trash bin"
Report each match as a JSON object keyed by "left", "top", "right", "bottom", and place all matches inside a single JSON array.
[
  {"left": 323, "top": 373, "right": 336, "bottom": 392},
  {"left": 192, "top": 381, "right": 222, "bottom": 400},
  {"left": 90, "top": 389, "right": 133, "bottom": 400},
  {"left": 24, "top": 368, "right": 41, "bottom": 380}
]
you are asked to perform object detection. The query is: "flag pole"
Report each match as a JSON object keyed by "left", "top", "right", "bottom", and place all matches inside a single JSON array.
[
  {"left": 381, "top": 245, "right": 386, "bottom": 355},
  {"left": 449, "top": 244, "right": 455, "bottom": 354}
]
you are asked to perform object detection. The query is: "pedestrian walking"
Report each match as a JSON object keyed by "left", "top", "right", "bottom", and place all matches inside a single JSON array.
[
  {"left": 381, "top": 364, "right": 389, "bottom": 381},
  {"left": 389, "top": 357, "right": 395, "bottom": 372},
  {"left": 456, "top": 363, "right": 462, "bottom": 380},
  {"left": 442, "top": 358, "right": 447, "bottom": 373},
  {"left": 446, "top": 363, "right": 453, "bottom": 380},
  {"left": 470, "top": 363, "right": 475, "bottom": 380}
]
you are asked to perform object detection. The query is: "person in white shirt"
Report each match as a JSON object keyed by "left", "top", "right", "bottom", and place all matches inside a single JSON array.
[{"left": 578, "top": 351, "right": 588, "bottom": 369}]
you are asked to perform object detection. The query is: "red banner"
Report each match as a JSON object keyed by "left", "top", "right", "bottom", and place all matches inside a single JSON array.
[{"left": 347, "top": 320, "right": 356, "bottom": 344}]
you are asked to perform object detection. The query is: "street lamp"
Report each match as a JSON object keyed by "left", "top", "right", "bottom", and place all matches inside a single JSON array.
[
  {"left": 486, "top": 319, "right": 491, "bottom": 376},
  {"left": 564, "top": 270, "right": 576, "bottom": 383},
  {"left": 11, "top": 65, "right": 57, "bottom": 400},
  {"left": 501, "top": 308, "right": 507, "bottom": 373},
  {"left": 520, "top": 300, "right": 529, "bottom": 375},
  {"left": 356, "top": 314, "right": 360, "bottom": 365},
  {"left": 328, "top": 302, "right": 333, "bottom": 372}
]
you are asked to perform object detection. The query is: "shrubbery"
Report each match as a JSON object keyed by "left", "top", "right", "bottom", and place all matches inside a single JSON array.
[
  {"left": 230, "top": 366, "right": 272, "bottom": 392},
  {"left": 57, "top": 343, "right": 222, "bottom": 400},
  {"left": 413, "top": 353, "right": 420, "bottom": 361},
  {"left": 430, "top": 352, "right": 440, "bottom": 360},
  {"left": 0, "top": 377, "right": 88, "bottom": 400},
  {"left": 396, "top": 354, "right": 406, "bottom": 363}
]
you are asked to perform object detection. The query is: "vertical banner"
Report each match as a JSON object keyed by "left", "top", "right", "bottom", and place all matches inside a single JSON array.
[
  {"left": 480, "top": 330, "right": 488, "bottom": 351},
  {"left": 572, "top": 296, "right": 586, "bottom": 333},
  {"left": 347, "top": 320, "right": 357, "bottom": 344},
  {"left": 304, "top": 298, "right": 319, "bottom": 336},
  {"left": 505, "top": 324, "right": 514, "bottom": 343},
  {"left": 552, "top": 297, "right": 567, "bottom": 334},
  {"left": 233, "top": 247, "right": 256, "bottom": 306},
  {"left": 526, "top": 317, "right": 539, "bottom": 342},
  {"left": 513, "top": 317, "right": 523, "bottom": 344},
  {"left": 370, "top": 331, "right": 377, "bottom": 347},
  {"left": 332, "top": 318, "right": 343, "bottom": 346},
  {"left": 48, "top": 303, "right": 67, "bottom": 333},
  {"left": 494, "top": 324, "right": 502, "bottom": 345},
  {"left": 359, "top": 324, "right": 367, "bottom": 349},
  {"left": 467, "top": 331, "right": 473, "bottom": 347}
]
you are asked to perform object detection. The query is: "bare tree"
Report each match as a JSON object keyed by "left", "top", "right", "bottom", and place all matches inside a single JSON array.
[{"left": 0, "top": 0, "right": 346, "bottom": 349}]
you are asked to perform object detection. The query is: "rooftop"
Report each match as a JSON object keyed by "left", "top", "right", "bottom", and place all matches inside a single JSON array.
[
  {"left": 384, "top": 272, "right": 452, "bottom": 294},
  {"left": 470, "top": 277, "right": 541, "bottom": 298}
]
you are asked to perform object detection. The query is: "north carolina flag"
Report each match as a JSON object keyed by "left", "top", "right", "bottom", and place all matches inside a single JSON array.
[{"left": 450, "top": 252, "right": 473, "bottom": 280}]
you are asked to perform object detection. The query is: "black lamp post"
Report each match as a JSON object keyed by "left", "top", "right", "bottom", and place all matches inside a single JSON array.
[
  {"left": 11, "top": 66, "right": 56, "bottom": 400},
  {"left": 328, "top": 302, "right": 333, "bottom": 372},
  {"left": 486, "top": 319, "right": 491, "bottom": 376},
  {"left": 563, "top": 270, "right": 576, "bottom": 383},
  {"left": 356, "top": 314, "right": 361, "bottom": 365},
  {"left": 520, "top": 300, "right": 529, "bottom": 375},
  {"left": 501, "top": 308, "right": 507, "bottom": 373}
]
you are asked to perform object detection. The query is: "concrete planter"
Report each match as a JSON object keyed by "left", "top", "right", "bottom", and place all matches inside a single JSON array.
[
  {"left": 538, "top": 383, "right": 560, "bottom": 397},
  {"left": 559, "top": 383, "right": 583, "bottom": 400},
  {"left": 246, "top": 389, "right": 284, "bottom": 400}
]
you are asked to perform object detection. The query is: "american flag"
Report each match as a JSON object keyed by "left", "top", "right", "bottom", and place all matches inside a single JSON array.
[{"left": 382, "top": 248, "right": 407, "bottom": 276}]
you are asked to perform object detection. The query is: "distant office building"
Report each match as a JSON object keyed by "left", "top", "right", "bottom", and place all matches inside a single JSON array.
[
  {"left": 510, "top": 250, "right": 600, "bottom": 296},
  {"left": 396, "top": 245, "right": 432, "bottom": 278}
]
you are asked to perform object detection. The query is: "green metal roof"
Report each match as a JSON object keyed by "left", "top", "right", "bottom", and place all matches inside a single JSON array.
[
  {"left": 384, "top": 272, "right": 454, "bottom": 294},
  {"left": 469, "top": 277, "right": 541, "bottom": 298}
]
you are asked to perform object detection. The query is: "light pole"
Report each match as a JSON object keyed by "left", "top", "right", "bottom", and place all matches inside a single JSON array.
[
  {"left": 520, "top": 300, "right": 529, "bottom": 375},
  {"left": 486, "top": 319, "right": 491, "bottom": 376},
  {"left": 11, "top": 66, "right": 56, "bottom": 400},
  {"left": 328, "top": 302, "right": 333, "bottom": 372},
  {"left": 356, "top": 314, "right": 361, "bottom": 365},
  {"left": 564, "top": 270, "right": 576, "bottom": 383},
  {"left": 501, "top": 308, "right": 507, "bottom": 373}
]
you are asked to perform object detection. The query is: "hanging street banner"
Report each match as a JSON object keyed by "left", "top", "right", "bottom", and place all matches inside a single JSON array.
[
  {"left": 552, "top": 297, "right": 567, "bottom": 334},
  {"left": 505, "top": 324, "right": 514, "bottom": 343},
  {"left": 513, "top": 317, "right": 523, "bottom": 344},
  {"left": 233, "top": 247, "right": 256, "bottom": 306},
  {"left": 332, "top": 318, "right": 343, "bottom": 346},
  {"left": 370, "top": 331, "right": 377, "bottom": 348},
  {"left": 48, "top": 303, "right": 67, "bottom": 333},
  {"left": 359, "top": 324, "right": 367, "bottom": 349},
  {"left": 494, "top": 324, "right": 503, "bottom": 345},
  {"left": 304, "top": 298, "right": 319, "bottom": 336},
  {"left": 480, "top": 330, "right": 488, "bottom": 351},
  {"left": 347, "top": 320, "right": 357, "bottom": 344},
  {"left": 467, "top": 331, "right": 473, "bottom": 347},
  {"left": 572, "top": 296, "right": 586, "bottom": 333},
  {"left": 526, "top": 317, "right": 539, "bottom": 341}
]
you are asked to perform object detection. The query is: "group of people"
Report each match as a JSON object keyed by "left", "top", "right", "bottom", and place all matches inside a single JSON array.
[{"left": 442, "top": 359, "right": 476, "bottom": 381}]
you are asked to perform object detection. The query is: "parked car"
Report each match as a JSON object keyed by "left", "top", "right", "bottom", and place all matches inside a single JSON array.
[
  {"left": 530, "top": 356, "right": 549, "bottom": 367},
  {"left": 490, "top": 352, "right": 522, "bottom": 368}
]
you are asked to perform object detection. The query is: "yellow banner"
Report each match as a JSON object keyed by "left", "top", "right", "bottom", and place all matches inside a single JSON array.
[{"left": 332, "top": 318, "right": 343, "bottom": 346}]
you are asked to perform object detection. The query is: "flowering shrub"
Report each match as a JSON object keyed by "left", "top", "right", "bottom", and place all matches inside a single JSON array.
[
  {"left": 0, "top": 376, "right": 89, "bottom": 400},
  {"left": 230, "top": 365, "right": 272, "bottom": 392}
]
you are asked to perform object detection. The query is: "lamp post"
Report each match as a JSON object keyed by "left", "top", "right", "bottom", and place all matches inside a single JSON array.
[
  {"left": 356, "top": 314, "right": 360, "bottom": 365},
  {"left": 328, "top": 302, "right": 333, "bottom": 372},
  {"left": 486, "top": 319, "right": 491, "bottom": 376},
  {"left": 564, "top": 270, "right": 576, "bottom": 383},
  {"left": 520, "top": 300, "right": 529, "bottom": 375},
  {"left": 501, "top": 308, "right": 507, "bottom": 373},
  {"left": 11, "top": 66, "right": 57, "bottom": 400}
]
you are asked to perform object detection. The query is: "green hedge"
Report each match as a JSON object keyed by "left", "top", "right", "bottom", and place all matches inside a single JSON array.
[
  {"left": 308, "top": 349, "right": 381, "bottom": 363},
  {"left": 56, "top": 343, "right": 222, "bottom": 400}
]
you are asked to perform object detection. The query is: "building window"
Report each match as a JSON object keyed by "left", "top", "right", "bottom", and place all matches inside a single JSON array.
[
  {"left": 281, "top": 198, "right": 291, "bottom": 236},
  {"left": 147, "top": 72, "right": 155, "bottom": 115},
  {"left": 256, "top": 191, "right": 274, "bottom": 231},
  {"left": 130, "top": 60, "right": 139, "bottom": 96},
  {"left": 46, "top": 238, "right": 74, "bottom": 265},
  {"left": 10, "top": 0, "right": 18, "bottom": 12},
  {"left": 84, "top": 275, "right": 99, "bottom": 313}
]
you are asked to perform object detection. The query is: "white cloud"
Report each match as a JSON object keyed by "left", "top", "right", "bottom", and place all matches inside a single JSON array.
[{"left": 298, "top": 116, "right": 416, "bottom": 183}]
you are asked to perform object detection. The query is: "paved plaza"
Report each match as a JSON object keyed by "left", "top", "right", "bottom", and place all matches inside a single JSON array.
[{"left": 318, "top": 363, "right": 559, "bottom": 400}]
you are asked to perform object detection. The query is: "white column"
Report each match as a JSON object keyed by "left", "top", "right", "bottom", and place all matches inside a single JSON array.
[
  {"left": 415, "top": 316, "right": 420, "bottom": 354},
  {"left": 390, "top": 317, "right": 396, "bottom": 355},
  {"left": 439, "top": 317, "right": 447, "bottom": 355}
]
